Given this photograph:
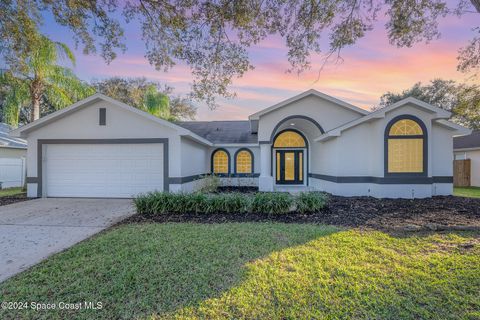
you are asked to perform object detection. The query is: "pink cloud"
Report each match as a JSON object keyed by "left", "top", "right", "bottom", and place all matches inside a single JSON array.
[{"left": 68, "top": 6, "right": 476, "bottom": 121}]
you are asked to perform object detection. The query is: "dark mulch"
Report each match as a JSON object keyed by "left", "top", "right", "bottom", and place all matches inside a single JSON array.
[
  {"left": 322, "top": 195, "right": 480, "bottom": 230},
  {"left": 0, "top": 193, "right": 29, "bottom": 206},
  {"left": 215, "top": 186, "right": 258, "bottom": 193},
  {"left": 125, "top": 194, "right": 480, "bottom": 231}
]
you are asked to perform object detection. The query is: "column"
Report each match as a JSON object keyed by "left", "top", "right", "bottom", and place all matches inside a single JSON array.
[{"left": 259, "top": 143, "right": 274, "bottom": 191}]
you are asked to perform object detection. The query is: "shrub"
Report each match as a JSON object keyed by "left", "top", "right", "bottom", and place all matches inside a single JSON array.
[
  {"left": 135, "top": 192, "right": 252, "bottom": 215},
  {"left": 295, "top": 192, "right": 327, "bottom": 213},
  {"left": 251, "top": 192, "right": 293, "bottom": 215},
  {"left": 200, "top": 175, "right": 220, "bottom": 193},
  {"left": 134, "top": 191, "right": 168, "bottom": 215},
  {"left": 134, "top": 191, "right": 327, "bottom": 215},
  {"left": 205, "top": 192, "right": 251, "bottom": 214}
]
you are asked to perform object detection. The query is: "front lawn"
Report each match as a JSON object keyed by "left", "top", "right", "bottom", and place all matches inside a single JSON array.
[
  {"left": 0, "top": 223, "right": 478, "bottom": 320},
  {"left": 0, "top": 187, "right": 24, "bottom": 197},
  {"left": 455, "top": 186, "right": 480, "bottom": 198}
]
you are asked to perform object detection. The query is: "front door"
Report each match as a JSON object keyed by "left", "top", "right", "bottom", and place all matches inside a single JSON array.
[{"left": 276, "top": 150, "right": 304, "bottom": 184}]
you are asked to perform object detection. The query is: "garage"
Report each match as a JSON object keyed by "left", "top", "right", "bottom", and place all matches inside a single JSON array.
[{"left": 44, "top": 143, "right": 164, "bottom": 198}]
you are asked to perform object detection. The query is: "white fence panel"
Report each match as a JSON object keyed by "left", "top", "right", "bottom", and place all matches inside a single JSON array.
[{"left": 0, "top": 157, "right": 25, "bottom": 188}]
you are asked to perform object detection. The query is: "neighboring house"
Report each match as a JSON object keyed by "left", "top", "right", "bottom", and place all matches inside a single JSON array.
[
  {"left": 0, "top": 123, "right": 27, "bottom": 188},
  {"left": 11, "top": 90, "right": 470, "bottom": 199},
  {"left": 454, "top": 131, "right": 480, "bottom": 187}
]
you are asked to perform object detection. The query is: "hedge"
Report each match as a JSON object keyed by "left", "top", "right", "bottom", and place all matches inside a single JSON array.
[{"left": 134, "top": 191, "right": 327, "bottom": 215}]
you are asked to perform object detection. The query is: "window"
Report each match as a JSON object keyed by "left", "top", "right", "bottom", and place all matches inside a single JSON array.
[
  {"left": 212, "top": 149, "right": 229, "bottom": 174},
  {"left": 386, "top": 117, "right": 426, "bottom": 174},
  {"left": 235, "top": 149, "right": 253, "bottom": 174},
  {"left": 273, "top": 130, "right": 306, "bottom": 148}
]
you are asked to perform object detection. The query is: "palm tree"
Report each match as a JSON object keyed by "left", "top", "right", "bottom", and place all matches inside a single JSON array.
[
  {"left": 0, "top": 35, "right": 94, "bottom": 126},
  {"left": 142, "top": 85, "right": 171, "bottom": 120}
]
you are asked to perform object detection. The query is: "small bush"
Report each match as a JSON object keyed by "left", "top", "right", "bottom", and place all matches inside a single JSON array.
[
  {"left": 251, "top": 192, "right": 293, "bottom": 215},
  {"left": 205, "top": 192, "right": 251, "bottom": 214},
  {"left": 295, "top": 192, "right": 328, "bottom": 213},
  {"left": 200, "top": 175, "right": 220, "bottom": 193}
]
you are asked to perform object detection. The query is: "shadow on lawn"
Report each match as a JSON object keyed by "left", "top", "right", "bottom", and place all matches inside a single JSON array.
[
  {"left": 0, "top": 223, "right": 339, "bottom": 320},
  {"left": 153, "top": 228, "right": 480, "bottom": 320}
]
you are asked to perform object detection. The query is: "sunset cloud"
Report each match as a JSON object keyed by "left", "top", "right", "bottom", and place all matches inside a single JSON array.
[{"left": 40, "top": 6, "right": 477, "bottom": 121}]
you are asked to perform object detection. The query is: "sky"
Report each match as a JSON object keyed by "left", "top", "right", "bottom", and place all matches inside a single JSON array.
[{"left": 39, "top": 3, "right": 479, "bottom": 121}]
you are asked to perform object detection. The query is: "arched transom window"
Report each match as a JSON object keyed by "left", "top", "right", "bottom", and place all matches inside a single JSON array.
[
  {"left": 273, "top": 130, "right": 306, "bottom": 148},
  {"left": 386, "top": 117, "right": 426, "bottom": 174},
  {"left": 235, "top": 150, "right": 253, "bottom": 174},
  {"left": 212, "top": 149, "right": 229, "bottom": 174}
]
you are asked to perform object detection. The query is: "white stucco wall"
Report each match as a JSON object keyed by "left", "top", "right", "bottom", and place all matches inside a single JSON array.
[
  {"left": 431, "top": 124, "right": 454, "bottom": 177},
  {"left": 180, "top": 137, "right": 209, "bottom": 177},
  {"left": 454, "top": 149, "right": 480, "bottom": 187},
  {"left": 312, "top": 104, "right": 453, "bottom": 178},
  {"left": 300, "top": 103, "right": 457, "bottom": 197},
  {"left": 0, "top": 148, "right": 26, "bottom": 158},
  {"left": 257, "top": 95, "right": 364, "bottom": 142},
  {"left": 23, "top": 100, "right": 183, "bottom": 197}
]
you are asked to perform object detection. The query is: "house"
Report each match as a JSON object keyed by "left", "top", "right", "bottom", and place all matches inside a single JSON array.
[
  {"left": 11, "top": 89, "right": 470, "bottom": 199},
  {"left": 454, "top": 131, "right": 480, "bottom": 187},
  {"left": 0, "top": 123, "right": 27, "bottom": 188}
]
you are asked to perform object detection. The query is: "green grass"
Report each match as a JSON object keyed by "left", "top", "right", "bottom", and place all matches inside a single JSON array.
[
  {"left": 0, "top": 224, "right": 479, "bottom": 320},
  {"left": 0, "top": 187, "right": 25, "bottom": 197},
  {"left": 0, "top": 187, "right": 24, "bottom": 197},
  {"left": 454, "top": 186, "right": 480, "bottom": 198}
]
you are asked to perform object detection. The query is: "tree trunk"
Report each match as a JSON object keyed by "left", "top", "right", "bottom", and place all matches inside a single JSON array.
[
  {"left": 31, "top": 96, "right": 40, "bottom": 123},
  {"left": 471, "top": 0, "right": 480, "bottom": 13},
  {"left": 30, "top": 80, "right": 42, "bottom": 123}
]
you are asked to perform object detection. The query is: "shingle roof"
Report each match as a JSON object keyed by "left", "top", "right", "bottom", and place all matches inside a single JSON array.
[
  {"left": 176, "top": 121, "right": 257, "bottom": 144},
  {"left": 0, "top": 123, "right": 27, "bottom": 149},
  {"left": 454, "top": 131, "right": 480, "bottom": 150}
]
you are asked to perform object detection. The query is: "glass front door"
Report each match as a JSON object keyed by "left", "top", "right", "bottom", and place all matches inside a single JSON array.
[{"left": 276, "top": 150, "right": 304, "bottom": 184}]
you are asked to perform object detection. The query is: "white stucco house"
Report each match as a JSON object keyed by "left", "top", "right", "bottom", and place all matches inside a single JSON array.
[
  {"left": 0, "top": 123, "right": 27, "bottom": 188},
  {"left": 454, "top": 131, "right": 480, "bottom": 187},
  {"left": 11, "top": 89, "right": 470, "bottom": 199}
]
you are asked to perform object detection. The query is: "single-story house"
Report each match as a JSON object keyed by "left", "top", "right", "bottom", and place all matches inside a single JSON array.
[
  {"left": 0, "top": 123, "right": 27, "bottom": 188},
  {"left": 454, "top": 131, "right": 480, "bottom": 187},
  {"left": 11, "top": 89, "right": 470, "bottom": 199}
]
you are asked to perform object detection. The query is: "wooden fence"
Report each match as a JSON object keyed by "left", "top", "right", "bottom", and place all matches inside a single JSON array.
[{"left": 453, "top": 159, "right": 471, "bottom": 187}]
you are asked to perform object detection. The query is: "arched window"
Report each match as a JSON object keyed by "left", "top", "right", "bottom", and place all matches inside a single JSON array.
[
  {"left": 385, "top": 116, "right": 427, "bottom": 174},
  {"left": 273, "top": 130, "right": 306, "bottom": 148},
  {"left": 235, "top": 149, "right": 253, "bottom": 174},
  {"left": 212, "top": 149, "right": 230, "bottom": 175}
]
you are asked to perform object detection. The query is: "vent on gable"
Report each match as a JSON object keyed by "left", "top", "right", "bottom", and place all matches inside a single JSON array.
[{"left": 99, "top": 108, "right": 106, "bottom": 126}]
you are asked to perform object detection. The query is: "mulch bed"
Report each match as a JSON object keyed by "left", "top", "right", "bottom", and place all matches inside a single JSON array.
[
  {"left": 125, "top": 195, "right": 480, "bottom": 232},
  {"left": 215, "top": 186, "right": 258, "bottom": 193},
  {"left": 0, "top": 193, "right": 29, "bottom": 206}
]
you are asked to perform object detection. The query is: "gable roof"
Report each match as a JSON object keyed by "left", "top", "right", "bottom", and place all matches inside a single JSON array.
[
  {"left": 454, "top": 130, "right": 480, "bottom": 150},
  {"left": 176, "top": 121, "right": 258, "bottom": 144},
  {"left": 248, "top": 89, "right": 369, "bottom": 121},
  {"left": 10, "top": 93, "right": 212, "bottom": 146},
  {"left": 315, "top": 97, "right": 458, "bottom": 142},
  {"left": 0, "top": 123, "right": 27, "bottom": 149}
]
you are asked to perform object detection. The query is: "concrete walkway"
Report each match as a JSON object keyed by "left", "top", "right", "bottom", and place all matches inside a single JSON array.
[{"left": 0, "top": 198, "right": 135, "bottom": 283}]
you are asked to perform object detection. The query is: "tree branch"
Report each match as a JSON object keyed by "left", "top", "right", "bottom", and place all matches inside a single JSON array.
[{"left": 470, "top": 0, "right": 480, "bottom": 12}]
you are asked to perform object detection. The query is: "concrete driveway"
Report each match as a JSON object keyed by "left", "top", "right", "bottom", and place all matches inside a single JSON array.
[{"left": 0, "top": 198, "right": 135, "bottom": 283}]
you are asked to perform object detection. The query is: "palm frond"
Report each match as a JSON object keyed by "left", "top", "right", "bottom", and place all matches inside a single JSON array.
[
  {"left": 54, "top": 41, "right": 76, "bottom": 66},
  {"left": 0, "top": 82, "right": 29, "bottom": 127},
  {"left": 45, "top": 66, "right": 94, "bottom": 109}
]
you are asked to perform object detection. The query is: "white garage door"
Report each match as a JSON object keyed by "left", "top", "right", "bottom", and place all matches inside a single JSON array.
[{"left": 44, "top": 144, "right": 164, "bottom": 198}]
